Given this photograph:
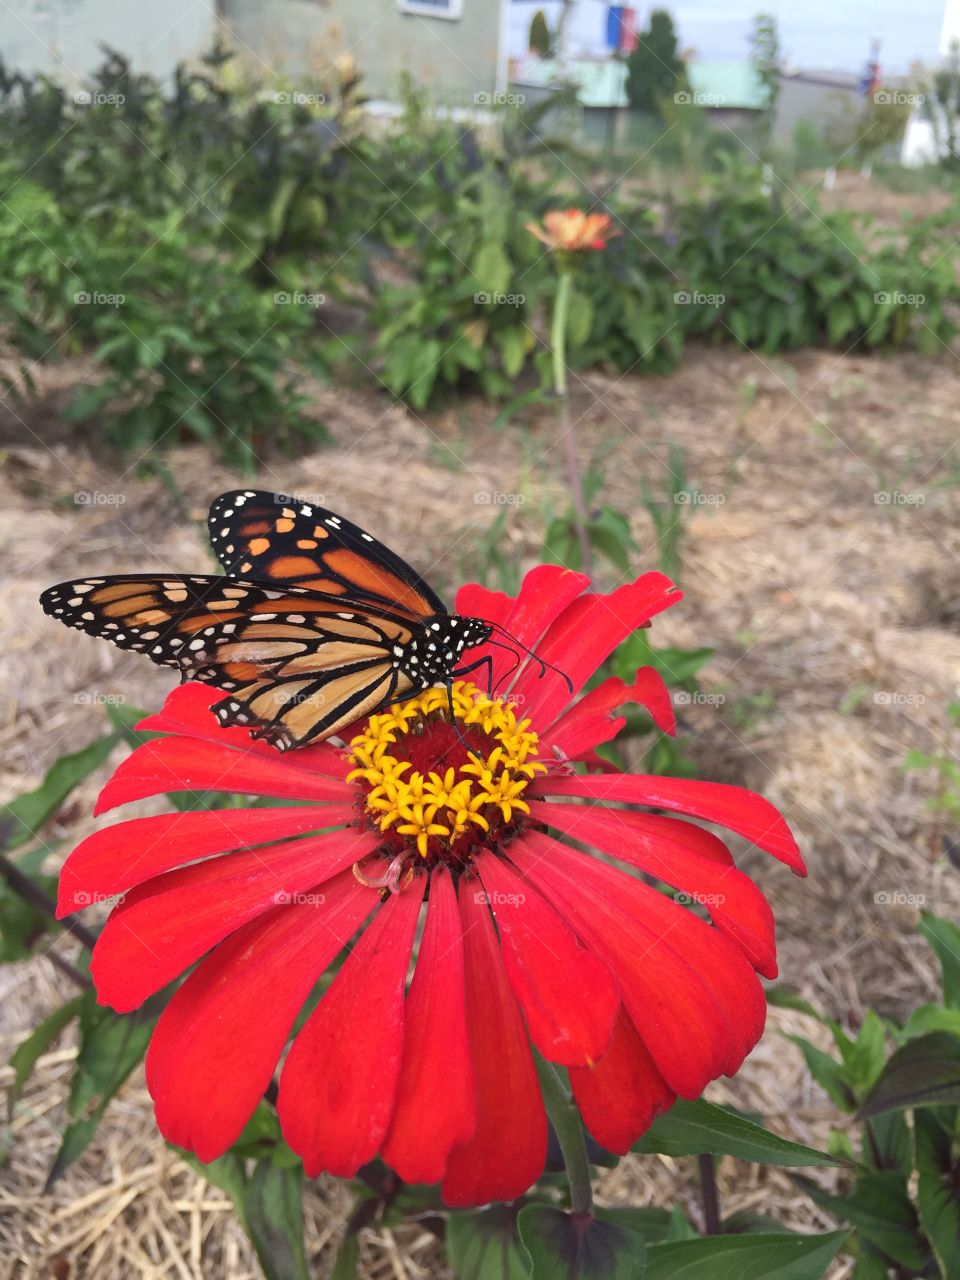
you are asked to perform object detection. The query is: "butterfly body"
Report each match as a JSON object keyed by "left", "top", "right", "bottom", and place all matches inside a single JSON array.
[{"left": 40, "top": 493, "right": 494, "bottom": 751}]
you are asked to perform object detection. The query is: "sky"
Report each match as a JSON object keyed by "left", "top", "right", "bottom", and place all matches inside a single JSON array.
[{"left": 506, "top": 0, "right": 952, "bottom": 74}]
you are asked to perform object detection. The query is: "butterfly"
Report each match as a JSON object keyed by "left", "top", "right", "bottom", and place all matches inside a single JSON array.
[{"left": 39, "top": 491, "right": 503, "bottom": 751}]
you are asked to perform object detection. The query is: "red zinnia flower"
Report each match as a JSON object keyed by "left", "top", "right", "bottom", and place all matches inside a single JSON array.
[{"left": 58, "top": 565, "right": 805, "bottom": 1206}]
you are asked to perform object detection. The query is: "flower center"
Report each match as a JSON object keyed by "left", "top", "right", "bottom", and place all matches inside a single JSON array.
[{"left": 346, "top": 681, "right": 545, "bottom": 884}]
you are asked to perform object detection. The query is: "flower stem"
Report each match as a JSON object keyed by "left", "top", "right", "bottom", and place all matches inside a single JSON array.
[
  {"left": 551, "top": 270, "right": 592, "bottom": 579},
  {"left": 536, "top": 1055, "right": 594, "bottom": 1216}
]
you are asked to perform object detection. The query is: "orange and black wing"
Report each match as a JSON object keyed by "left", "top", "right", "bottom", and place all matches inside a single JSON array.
[
  {"left": 39, "top": 573, "right": 418, "bottom": 748},
  {"left": 208, "top": 490, "right": 447, "bottom": 620}
]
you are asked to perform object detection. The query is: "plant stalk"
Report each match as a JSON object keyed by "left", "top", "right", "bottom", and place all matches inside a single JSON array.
[
  {"left": 697, "top": 1152, "right": 721, "bottom": 1234},
  {"left": 551, "top": 270, "right": 592, "bottom": 578},
  {"left": 0, "top": 853, "right": 98, "bottom": 951},
  {"left": 537, "top": 1056, "right": 594, "bottom": 1216}
]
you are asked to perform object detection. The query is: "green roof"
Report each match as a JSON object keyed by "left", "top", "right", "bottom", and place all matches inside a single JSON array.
[
  {"left": 688, "top": 62, "right": 768, "bottom": 110},
  {"left": 511, "top": 57, "right": 767, "bottom": 111}
]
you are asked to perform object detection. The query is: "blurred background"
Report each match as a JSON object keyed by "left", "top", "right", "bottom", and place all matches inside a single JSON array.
[{"left": 1, "top": 1, "right": 959, "bottom": 1276}]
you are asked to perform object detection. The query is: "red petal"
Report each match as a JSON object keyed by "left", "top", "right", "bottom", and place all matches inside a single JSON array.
[
  {"left": 569, "top": 1008, "right": 675, "bottom": 1153},
  {"left": 532, "top": 772, "right": 806, "bottom": 874},
  {"left": 517, "top": 574, "right": 682, "bottom": 725},
  {"left": 136, "top": 683, "right": 350, "bottom": 777},
  {"left": 533, "top": 802, "right": 777, "bottom": 977},
  {"left": 441, "top": 881, "right": 547, "bottom": 1207},
  {"left": 278, "top": 878, "right": 424, "bottom": 1177},
  {"left": 146, "top": 868, "right": 375, "bottom": 1162},
  {"left": 545, "top": 667, "right": 676, "bottom": 758},
  {"left": 57, "top": 806, "right": 346, "bottom": 916},
  {"left": 475, "top": 851, "right": 619, "bottom": 1066},
  {"left": 456, "top": 565, "right": 589, "bottom": 692},
  {"left": 381, "top": 868, "right": 476, "bottom": 1182},
  {"left": 95, "top": 737, "right": 352, "bottom": 816},
  {"left": 509, "top": 831, "right": 762, "bottom": 1095},
  {"left": 91, "top": 823, "right": 375, "bottom": 1011}
]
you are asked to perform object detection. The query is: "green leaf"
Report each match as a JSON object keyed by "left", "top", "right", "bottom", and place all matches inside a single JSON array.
[
  {"left": 473, "top": 242, "right": 512, "bottom": 296},
  {"left": 48, "top": 990, "right": 164, "bottom": 1187},
  {"left": 177, "top": 1149, "right": 250, "bottom": 1228},
  {"left": 858, "top": 1032, "right": 960, "bottom": 1117},
  {"left": 826, "top": 302, "right": 855, "bottom": 344},
  {"left": 920, "top": 913, "right": 960, "bottom": 1008},
  {"left": 244, "top": 1159, "right": 309, "bottom": 1280},
  {"left": 596, "top": 1207, "right": 690, "bottom": 1245},
  {"left": 0, "top": 731, "right": 117, "bottom": 853},
  {"left": 644, "top": 1231, "right": 847, "bottom": 1279},
  {"left": 901, "top": 1004, "right": 960, "bottom": 1042},
  {"left": 447, "top": 1204, "right": 530, "bottom": 1280},
  {"left": 330, "top": 1230, "right": 360, "bottom": 1280},
  {"left": 566, "top": 290, "right": 595, "bottom": 348},
  {"left": 497, "top": 326, "right": 527, "bottom": 379},
  {"left": 798, "top": 1172, "right": 926, "bottom": 1270},
  {"left": 7, "top": 997, "right": 84, "bottom": 1116},
  {"left": 0, "top": 872, "right": 60, "bottom": 960},
  {"left": 632, "top": 1099, "right": 841, "bottom": 1166},
  {"left": 786, "top": 1035, "right": 856, "bottom": 1112},
  {"left": 518, "top": 1206, "right": 645, "bottom": 1280},
  {"left": 915, "top": 1108, "right": 960, "bottom": 1280}
]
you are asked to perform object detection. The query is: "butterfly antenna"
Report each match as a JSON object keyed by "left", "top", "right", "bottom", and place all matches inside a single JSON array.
[{"left": 486, "top": 622, "right": 574, "bottom": 695}]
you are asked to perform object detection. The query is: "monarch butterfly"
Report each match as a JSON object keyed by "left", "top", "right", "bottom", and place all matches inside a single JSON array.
[{"left": 40, "top": 491, "right": 547, "bottom": 751}]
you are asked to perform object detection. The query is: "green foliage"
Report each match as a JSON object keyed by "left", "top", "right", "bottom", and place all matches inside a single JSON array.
[
  {"left": 903, "top": 700, "right": 960, "bottom": 843},
  {"left": 625, "top": 10, "right": 688, "bottom": 118},
  {"left": 518, "top": 1205, "right": 645, "bottom": 1279},
  {"left": 748, "top": 14, "right": 781, "bottom": 155},
  {"left": 776, "top": 912, "right": 960, "bottom": 1277},
  {"left": 633, "top": 1099, "right": 843, "bottom": 1167},
  {"left": 63, "top": 226, "right": 324, "bottom": 470}
]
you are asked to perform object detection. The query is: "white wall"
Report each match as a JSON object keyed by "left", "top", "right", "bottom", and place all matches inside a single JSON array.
[{"left": 0, "top": 0, "right": 218, "bottom": 82}]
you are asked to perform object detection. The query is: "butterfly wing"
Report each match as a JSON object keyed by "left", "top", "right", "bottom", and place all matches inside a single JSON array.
[
  {"left": 39, "top": 573, "right": 419, "bottom": 748},
  {"left": 208, "top": 490, "right": 448, "bottom": 619}
]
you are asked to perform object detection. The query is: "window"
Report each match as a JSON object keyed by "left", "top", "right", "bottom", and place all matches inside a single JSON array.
[{"left": 397, "top": 0, "right": 464, "bottom": 19}]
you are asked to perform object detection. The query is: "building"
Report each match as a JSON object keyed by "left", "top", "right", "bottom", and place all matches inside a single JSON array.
[
  {"left": 0, "top": 0, "right": 217, "bottom": 81},
  {"left": 220, "top": 0, "right": 510, "bottom": 110}
]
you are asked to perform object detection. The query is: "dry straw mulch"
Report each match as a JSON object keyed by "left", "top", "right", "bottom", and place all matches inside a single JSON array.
[{"left": 1, "top": 337, "right": 958, "bottom": 1278}]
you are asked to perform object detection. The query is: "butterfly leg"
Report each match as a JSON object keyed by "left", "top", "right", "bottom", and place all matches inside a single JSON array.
[{"left": 452, "top": 654, "right": 494, "bottom": 697}]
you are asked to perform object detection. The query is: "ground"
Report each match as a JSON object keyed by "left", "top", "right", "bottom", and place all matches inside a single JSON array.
[{"left": 1, "top": 327, "right": 958, "bottom": 1276}]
